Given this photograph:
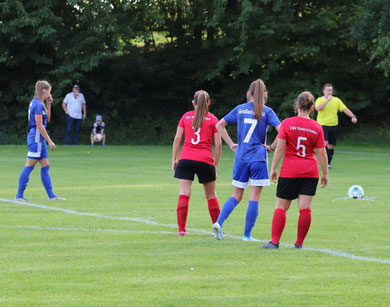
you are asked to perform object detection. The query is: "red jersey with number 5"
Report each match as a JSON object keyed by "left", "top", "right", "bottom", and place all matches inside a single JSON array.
[
  {"left": 278, "top": 116, "right": 325, "bottom": 178},
  {"left": 178, "top": 111, "right": 218, "bottom": 165}
]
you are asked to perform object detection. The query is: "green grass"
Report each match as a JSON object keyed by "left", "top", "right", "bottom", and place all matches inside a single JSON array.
[{"left": 1, "top": 145, "right": 390, "bottom": 306}]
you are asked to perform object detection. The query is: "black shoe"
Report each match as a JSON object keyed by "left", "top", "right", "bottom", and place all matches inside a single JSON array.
[
  {"left": 260, "top": 241, "right": 279, "bottom": 249},
  {"left": 294, "top": 243, "right": 302, "bottom": 249}
]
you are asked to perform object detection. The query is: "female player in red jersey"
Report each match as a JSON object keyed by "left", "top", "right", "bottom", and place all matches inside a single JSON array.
[
  {"left": 172, "top": 90, "right": 222, "bottom": 236},
  {"left": 261, "top": 91, "right": 328, "bottom": 249}
]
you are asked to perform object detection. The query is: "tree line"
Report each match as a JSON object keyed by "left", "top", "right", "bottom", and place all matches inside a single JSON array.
[{"left": 1, "top": 0, "right": 389, "bottom": 144}]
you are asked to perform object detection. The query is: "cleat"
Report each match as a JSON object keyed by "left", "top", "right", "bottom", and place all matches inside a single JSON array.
[
  {"left": 328, "top": 164, "right": 332, "bottom": 169},
  {"left": 102, "top": 144, "right": 107, "bottom": 147},
  {"left": 15, "top": 197, "right": 29, "bottom": 202},
  {"left": 242, "top": 235, "right": 256, "bottom": 241},
  {"left": 259, "top": 241, "right": 279, "bottom": 249},
  {"left": 294, "top": 243, "right": 302, "bottom": 249},
  {"left": 177, "top": 231, "right": 186, "bottom": 237},
  {"left": 90, "top": 144, "right": 95, "bottom": 147},
  {"left": 212, "top": 222, "right": 224, "bottom": 240},
  {"left": 49, "top": 196, "right": 66, "bottom": 201}
]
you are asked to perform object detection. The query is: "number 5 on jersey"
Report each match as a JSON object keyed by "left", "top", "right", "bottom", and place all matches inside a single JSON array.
[
  {"left": 191, "top": 128, "right": 201, "bottom": 145},
  {"left": 296, "top": 136, "right": 307, "bottom": 157}
]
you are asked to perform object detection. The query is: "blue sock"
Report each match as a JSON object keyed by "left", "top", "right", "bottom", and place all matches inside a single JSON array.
[
  {"left": 244, "top": 201, "right": 259, "bottom": 237},
  {"left": 40, "top": 166, "right": 56, "bottom": 199},
  {"left": 217, "top": 197, "right": 239, "bottom": 227},
  {"left": 16, "top": 166, "right": 35, "bottom": 198}
]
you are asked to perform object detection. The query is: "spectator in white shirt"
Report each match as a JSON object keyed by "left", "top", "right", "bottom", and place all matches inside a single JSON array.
[{"left": 62, "top": 84, "right": 87, "bottom": 145}]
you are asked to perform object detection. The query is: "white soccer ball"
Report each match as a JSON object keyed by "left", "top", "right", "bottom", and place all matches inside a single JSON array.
[
  {"left": 94, "top": 134, "right": 103, "bottom": 142},
  {"left": 348, "top": 185, "right": 364, "bottom": 199}
]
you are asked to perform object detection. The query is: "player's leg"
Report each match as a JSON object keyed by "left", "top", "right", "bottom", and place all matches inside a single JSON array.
[
  {"left": 177, "top": 179, "right": 192, "bottom": 235},
  {"left": 90, "top": 134, "right": 95, "bottom": 146},
  {"left": 295, "top": 195, "right": 313, "bottom": 248},
  {"left": 242, "top": 186, "right": 262, "bottom": 240},
  {"left": 16, "top": 158, "right": 38, "bottom": 201},
  {"left": 202, "top": 181, "right": 220, "bottom": 224},
  {"left": 102, "top": 134, "right": 106, "bottom": 146},
  {"left": 327, "top": 127, "right": 337, "bottom": 167},
  {"left": 217, "top": 186, "right": 244, "bottom": 224}
]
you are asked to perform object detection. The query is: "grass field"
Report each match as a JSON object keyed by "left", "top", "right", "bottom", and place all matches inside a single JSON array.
[{"left": 1, "top": 144, "right": 390, "bottom": 306}]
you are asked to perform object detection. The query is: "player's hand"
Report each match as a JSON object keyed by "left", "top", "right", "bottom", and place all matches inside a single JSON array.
[
  {"left": 351, "top": 117, "right": 358, "bottom": 124},
  {"left": 270, "top": 169, "right": 278, "bottom": 183},
  {"left": 321, "top": 174, "right": 328, "bottom": 188},
  {"left": 172, "top": 160, "right": 178, "bottom": 172},
  {"left": 326, "top": 95, "right": 332, "bottom": 102},
  {"left": 49, "top": 141, "right": 56, "bottom": 150},
  {"left": 230, "top": 143, "right": 238, "bottom": 153},
  {"left": 47, "top": 95, "right": 53, "bottom": 104},
  {"left": 266, "top": 145, "right": 273, "bottom": 153}
]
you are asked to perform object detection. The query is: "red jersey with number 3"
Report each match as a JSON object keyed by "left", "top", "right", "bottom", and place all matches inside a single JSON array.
[
  {"left": 178, "top": 111, "right": 218, "bottom": 165},
  {"left": 278, "top": 116, "right": 325, "bottom": 178}
]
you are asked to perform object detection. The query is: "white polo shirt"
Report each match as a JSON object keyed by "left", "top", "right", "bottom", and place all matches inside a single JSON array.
[{"left": 63, "top": 92, "right": 86, "bottom": 119}]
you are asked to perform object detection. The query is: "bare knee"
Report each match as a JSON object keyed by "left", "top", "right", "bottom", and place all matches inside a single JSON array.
[{"left": 232, "top": 188, "right": 244, "bottom": 203}]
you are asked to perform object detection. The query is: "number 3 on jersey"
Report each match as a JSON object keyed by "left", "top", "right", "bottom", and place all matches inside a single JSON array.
[
  {"left": 296, "top": 136, "right": 307, "bottom": 157},
  {"left": 191, "top": 128, "right": 201, "bottom": 145}
]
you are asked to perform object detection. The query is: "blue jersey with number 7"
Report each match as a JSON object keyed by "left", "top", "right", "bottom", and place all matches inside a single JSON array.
[{"left": 224, "top": 101, "right": 280, "bottom": 162}]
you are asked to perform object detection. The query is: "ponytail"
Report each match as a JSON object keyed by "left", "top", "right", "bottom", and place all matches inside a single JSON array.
[
  {"left": 248, "top": 79, "right": 266, "bottom": 122},
  {"left": 192, "top": 90, "right": 210, "bottom": 132},
  {"left": 34, "top": 80, "right": 51, "bottom": 114}
]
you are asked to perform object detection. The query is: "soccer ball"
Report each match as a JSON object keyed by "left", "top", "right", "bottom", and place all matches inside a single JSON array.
[
  {"left": 94, "top": 134, "right": 103, "bottom": 142},
  {"left": 348, "top": 185, "right": 364, "bottom": 199}
]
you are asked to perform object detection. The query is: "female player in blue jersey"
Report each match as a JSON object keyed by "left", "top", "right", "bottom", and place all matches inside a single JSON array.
[
  {"left": 15, "top": 81, "right": 65, "bottom": 201},
  {"left": 212, "top": 79, "right": 281, "bottom": 240}
]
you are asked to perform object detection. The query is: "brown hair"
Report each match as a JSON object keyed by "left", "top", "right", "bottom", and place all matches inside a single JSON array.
[
  {"left": 248, "top": 79, "right": 266, "bottom": 121},
  {"left": 323, "top": 83, "right": 333, "bottom": 90},
  {"left": 296, "top": 91, "right": 315, "bottom": 111},
  {"left": 192, "top": 90, "right": 210, "bottom": 132},
  {"left": 34, "top": 80, "right": 51, "bottom": 113}
]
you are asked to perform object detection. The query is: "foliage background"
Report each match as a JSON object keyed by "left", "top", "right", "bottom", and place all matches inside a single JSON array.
[{"left": 1, "top": 0, "right": 389, "bottom": 144}]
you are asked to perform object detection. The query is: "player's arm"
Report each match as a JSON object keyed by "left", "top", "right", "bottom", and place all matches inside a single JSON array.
[
  {"left": 216, "top": 118, "right": 237, "bottom": 152},
  {"left": 35, "top": 114, "right": 55, "bottom": 150},
  {"left": 213, "top": 131, "right": 222, "bottom": 169},
  {"left": 315, "top": 97, "right": 331, "bottom": 111},
  {"left": 270, "top": 138, "right": 285, "bottom": 183},
  {"left": 62, "top": 99, "right": 68, "bottom": 115},
  {"left": 317, "top": 147, "right": 328, "bottom": 187},
  {"left": 342, "top": 108, "right": 358, "bottom": 124},
  {"left": 100, "top": 128, "right": 104, "bottom": 136},
  {"left": 172, "top": 126, "right": 184, "bottom": 172},
  {"left": 267, "top": 124, "right": 281, "bottom": 153},
  {"left": 46, "top": 95, "right": 53, "bottom": 123}
]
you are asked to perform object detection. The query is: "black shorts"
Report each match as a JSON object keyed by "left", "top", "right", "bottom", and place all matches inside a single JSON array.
[
  {"left": 174, "top": 159, "right": 216, "bottom": 183},
  {"left": 276, "top": 177, "right": 319, "bottom": 200},
  {"left": 322, "top": 126, "right": 338, "bottom": 146}
]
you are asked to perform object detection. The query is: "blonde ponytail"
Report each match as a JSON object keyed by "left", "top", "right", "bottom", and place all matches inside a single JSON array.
[
  {"left": 34, "top": 80, "right": 51, "bottom": 114},
  {"left": 192, "top": 90, "right": 210, "bottom": 132},
  {"left": 248, "top": 79, "right": 266, "bottom": 122}
]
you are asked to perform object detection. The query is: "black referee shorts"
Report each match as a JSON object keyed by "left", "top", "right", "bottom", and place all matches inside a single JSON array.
[
  {"left": 174, "top": 159, "right": 216, "bottom": 184},
  {"left": 322, "top": 126, "right": 338, "bottom": 146},
  {"left": 276, "top": 177, "right": 319, "bottom": 200}
]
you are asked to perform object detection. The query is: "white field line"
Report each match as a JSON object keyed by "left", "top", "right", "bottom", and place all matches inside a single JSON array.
[{"left": 1, "top": 198, "right": 389, "bottom": 265}]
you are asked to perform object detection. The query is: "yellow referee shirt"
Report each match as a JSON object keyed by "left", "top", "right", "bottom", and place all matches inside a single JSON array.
[{"left": 315, "top": 96, "right": 346, "bottom": 126}]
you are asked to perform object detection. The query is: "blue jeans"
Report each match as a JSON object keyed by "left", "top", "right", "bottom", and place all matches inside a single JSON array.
[{"left": 65, "top": 115, "right": 82, "bottom": 145}]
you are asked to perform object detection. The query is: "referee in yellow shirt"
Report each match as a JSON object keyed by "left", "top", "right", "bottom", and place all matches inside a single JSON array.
[{"left": 315, "top": 83, "right": 358, "bottom": 168}]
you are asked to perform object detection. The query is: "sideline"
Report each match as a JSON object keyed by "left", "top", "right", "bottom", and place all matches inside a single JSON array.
[{"left": 1, "top": 198, "right": 389, "bottom": 265}]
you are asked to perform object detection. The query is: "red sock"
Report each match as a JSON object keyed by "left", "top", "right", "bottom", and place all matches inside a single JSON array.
[
  {"left": 271, "top": 208, "right": 286, "bottom": 244},
  {"left": 177, "top": 195, "right": 189, "bottom": 232},
  {"left": 207, "top": 198, "right": 220, "bottom": 224},
  {"left": 296, "top": 209, "right": 312, "bottom": 246}
]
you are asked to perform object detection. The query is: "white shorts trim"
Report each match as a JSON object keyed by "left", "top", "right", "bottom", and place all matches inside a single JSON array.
[
  {"left": 27, "top": 151, "right": 41, "bottom": 157},
  {"left": 35, "top": 129, "right": 40, "bottom": 143},
  {"left": 232, "top": 180, "right": 249, "bottom": 189},
  {"left": 250, "top": 179, "right": 270, "bottom": 186}
]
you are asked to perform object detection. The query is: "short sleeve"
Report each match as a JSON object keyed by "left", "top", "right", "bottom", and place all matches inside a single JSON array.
[
  {"left": 212, "top": 116, "right": 218, "bottom": 134},
  {"left": 33, "top": 102, "right": 44, "bottom": 115},
  {"left": 266, "top": 108, "right": 280, "bottom": 128},
  {"left": 64, "top": 93, "right": 70, "bottom": 104},
  {"left": 178, "top": 114, "right": 185, "bottom": 128},
  {"left": 338, "top": 98, "right": 347, "bottom": 112},
  {"left": 224, "top": 106, "right": 238, "bottom": 125},
  {"left": 314, "top": 97, "right": 322, "bottom": 108},
  {"left": 277, "top": 120, "right": 287, "bottom": 140},
  {"left": 316, "top": 126, "right": 326, "bottom": 148},
  {"left": 101, "top": 122, "right": 105, "bottom": 128},
  {"left": 80, "top": 93, "right": 86, "bottom": 104}
]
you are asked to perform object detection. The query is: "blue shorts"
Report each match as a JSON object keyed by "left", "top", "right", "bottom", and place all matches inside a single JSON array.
[
  {"left": 232, "top": 161, "right": 270, "bottom": 188},
  {"left": 27, "top": 131, "right": 48, "bottom": 160}
]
